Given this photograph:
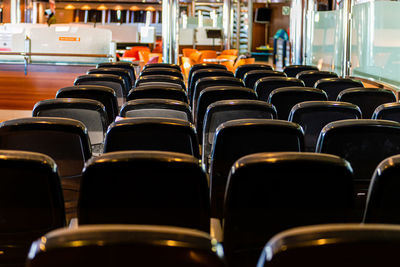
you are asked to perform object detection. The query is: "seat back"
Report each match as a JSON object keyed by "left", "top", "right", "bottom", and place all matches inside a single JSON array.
[
  {"left": 143, "top": 63, "right": 181, "bottom": 71},
  {"left": 78, "top": 151, "right": 209, "bottom": 231},
  {"left": 56, "top": 85, "right": 118, "bottom": 124},
  {"left": 224, "top": 152, "right": 354, "bottom": 266},
  {"left": 337, "top": 88, "right": 396, "bottom": 118},
  {"left": 104, "top": 117, "right": 200, "bottom": 158},
  {"left": 268, "top": 87, "right": 327, "bottom": 120},
  {"left": 372, "top": 102, "right": 400, "bottom": 123},
  {"left": 97, "top": 62, "right": 136, "bottom": 85},
  {"left": 258, "top": 224, "right": 400, "bottom": 267},
  {"left": 27, "top": 225, "right": 226, "bottom": 267},
  {"left": 127, "top": 86, "right": 188, "bottom": 103},
  {"left": 296, "top": 70, "right": 338, "bottom": 87},
  {"left": 289, "top": 101, "right": 361, "bottom": 152},
  {"left": 33, "top": 98, "right": 108, "bottom": 146},
  {"left": 140, "top": 67, "right": 184, "bottom": 80},
  {"left": 364, "top": 154, "right": 400, "bottom": 223},
  {"left": 120, "top": 99, "right": 191, "bottom": 122},
  {"left": 192, "top": 77, "right": 243, "bottom": 108},
  {"left": 315, "top": 77, "right": 364, "bottom": 101},
  {"left": 135, "top": 75, "right": 186, "bottom": 90},
  {"left": 255, "top": 77, "right": 305, "bottom": 101},
  {"left": 283, "top": 64, "right": 319, "bottom": 77},
  {"left": 234, "top": 64, "right": 273, "bottom": 80},
  {"left": 0, "top": 150, "right": 65, "bottom": 266},
  {"left": 188, "top": 63, "right": 227, "bottom": 89},
  {"left": 202, "top": 100, "right": 277, "bottom": 168},
  {"left": 243, "top": 70, "right": 286, "bottom": 89},
  {"left": 209, "top": 119, "right": 303, "bottom": 218},
  {"left": 87, "top": 68, "right": 132, "bottom": 94}
]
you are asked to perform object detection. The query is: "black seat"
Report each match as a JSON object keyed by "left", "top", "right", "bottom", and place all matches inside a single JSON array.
[
  {"left": 364, "top": 154, "right": 400, "bottom": 223},
  {"left": 56, "top": 85, "right": 118, "bottom": 124},
  {"left": 32, "top": 98, "right": 108, "bottom": 154},
  {"left": 120, "top": 99, "right": 192, "bottom": 122},
  {"left": 209, "top": 119, "right": 303, "bottom": 218},
  {"left": 283, "top": 64, "right": 319, "bottom": 77},
  {"left": 134, "top": 81, "right": 183, "bottom": 90},
  {"left": 97, "top": 61, "right": 137, "bottom": 85},
  {"left": 296, "top": 70, "right": 338, "bottom": 87},
  {"left": 289, "top": 101, "right": 361, "bottom": 152},
  {"left": 195, "top": 86, "right": 257, "bottom": 140},
  {"left": 192, "top": 76, "right": 243, "bottom": 108},
  {"left": 254, "top": 77, "right": 305, "bottom": 101},
  {"left": 372, "top": 102, "right": 400, "bottom": 123},
  {"left": 243, "top": 70, "right": 286, "bottom": 89},
  {"left": 337, "top": 88, "right": 396, "bottom": 119},
  {"left": 268, "top": 87, "right": 328, "bottom": 120},
  {"left": 189, "top": 69, "right": 234, "bottom": 104},
  {"left": 74, "top": 74, "right": 126, "bottom": 108},
  {"left": 258, "top": 224, "right": 400, "bottom": 267},
  {"left": 0, "top": 150, "right": 65, "bottom": 267},
  {"left": 234, "top": 64, "right": 273, "bottom": 80},
  {"left": 316, "top": 119, "right": 400, "bottom": 218},
  {"left": 188, "top": 63, "right": 227, "bottom": 91},
  {"left": 127, "top": 85, "right": 188, "bottom": 103},
  {"left": 315, "top": 77, "right": 364, "bottom": 101},
  {"left": 78, "top": 151, "right": 209, "bottom": 232},
  {"left": 224, "top": 152, "right": 354, "bottom": 267},
  {"left": 135, "top": 75, "right": 186, "bottom": 90},
  {"left": 0, "top": 117, "right": 91, "bottom": 222},
  {"left": 202, "top": 100, "right": 277, "bottom": 168},
  {"left": 104, "top": 117, "right": 200, "bottom": 158},
  {"left": 143, "top": 62, "right": 181, "bottom": 71},
  {"left": 87, "top": 68, "right": 132, "bottom": 95},
  {"left": 140, "top": 67, "right": 184, "bottom": 80},
  {"left": 27, "top": 225, "right": 226, "bottom": 267}
]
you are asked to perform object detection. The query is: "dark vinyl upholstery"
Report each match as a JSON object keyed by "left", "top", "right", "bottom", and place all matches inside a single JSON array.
[
  {"left": 254, "top": 77, "right": 305, "bottom": 101},
  {"left": 188, "top": 63, "right": 227, "bottom": 90},
  {"left": 372, "top": 102, "right": 400, "bottom": 123},
  {"left": 234, "top": 64, "right": 273, "bottom": 80},
  {"left": 97, "top": 61, "right": 136, "bottom": 85},
  {"left": 87, "top": 68, "right": 132, "bottom": 95},
  {"left": 315, "top": 77, "right": 364, "bottom": 101},
  {"left": 135, "top": 75, "right": 186, "bottom": 90},
  {"left": 140, "top": 67, "right": 184, "bottom": 80},
  {"left": 283, "top": 64, "right": 319, "bottom": 77},
  {"left": 127, "top": 86, "right": 188, "bottom": 103},
  {"left": 296, "top": 70, "right": 338, "bottom": 87},
  {"left": 243, "top": 70, "right": 286, "bottom": 89},
  {"left": 143, "top": 63, "right": 181, "bottom": 71}
]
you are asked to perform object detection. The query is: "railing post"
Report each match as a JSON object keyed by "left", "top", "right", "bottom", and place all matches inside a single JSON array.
[
  {"left": 223, "top": 0, "right": 232, "bottom": 49},
  {"left": 162, "top": 0, "right": 179, "bottom": 64},
  {"left": 342, "top": 0, "right": 353, "bottom": 77}
]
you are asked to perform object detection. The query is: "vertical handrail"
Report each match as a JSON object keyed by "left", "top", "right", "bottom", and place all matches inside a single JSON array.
[{"left": 342, "top": 0, "right": 353, "bottom": 77}]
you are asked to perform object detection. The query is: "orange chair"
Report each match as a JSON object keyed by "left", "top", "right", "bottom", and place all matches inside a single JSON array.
[
  {"left": 217, "top": 55, "right": 237, "bottom": 72},
  {"left": 233, "top": 57, "right": 256, "bottom": 72},
  {"left": 123, "top": 46, "right": 151, "bottom": 60},
  {"left": 221, "top": 49, "right": 238, "bottom": 56},
  {"left": 199, "top": 50, "right": 218, "bottom": 62},
  {"left": 149, "top": 53, "right": 163, "bottom": 63},
  {"left": 183, "top": 48, "right": 198, "bottom": 57},
  {"left": 180, "top": 56, "right": 195, "bottom": 81},
  {"left": 189, "top": 50, "right": 203, "bottom": 64}
]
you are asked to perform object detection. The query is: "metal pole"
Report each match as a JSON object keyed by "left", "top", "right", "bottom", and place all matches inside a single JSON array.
[
  {"left": 290, "top": 0, "right": 303, "bottom": 64},
  {"left": 342, "top": 0, "right": 353, "bottom": 77},
  {"left": 162, "top": 0, "right": 179, "bottom": 64},
  {"left": 247, "top": 0, "right": 253, "bottom": 53},
  {"left": 302, "top": 0, "right": 310, "bottom": 64},
  {"left": 236, "top": 0, "right": 240, "bottom": 52},
  {"left": 223, "top": 0, "right": 231, "bottom": 49},
  {"left": 11, "top": 0, "right": 21, "bottom": 23}
]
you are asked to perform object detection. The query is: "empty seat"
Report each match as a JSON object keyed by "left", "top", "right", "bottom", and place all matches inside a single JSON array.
[
  {"left": 195, "top": 86, "right": 257, "bottom": 139},
  {"left": 78, "top": 151, "right": 209, "bottom": 232},
  {"left": 337, "top": 87, "right": 396, "bottom": 119},
  {"left": 32, "top": 98, "right": 108, "bottom": 154},
  {"left": 189, "top": 69, "right": 234, "bottom": 104},
  {"left": 268, "top": 87, "right": 328, "bottom": 120},
  {"left": 283, "top": 64, "right": 319, "bottom": 77},
  {"left": 56, "top": 85, "right": 119, "bottom": 124},
  {"left": 104, "top": 117, "right": 200, "bottom": 158},
  {"left": 87, "top": 68, "right": 132, "bottom": 95},
  {"left": 296, "top": 70, "right": 338, "bottom": 87},
  {"left": 364, "top": 154, "right": 400, "bottom": 223},
  {"left": 134, "top": 81, "right": 183, "bottom": 90},
  {"left": 74, "top": 74, "right": 126, "bottom": 108},
  {"left": 192, "top": 76, "right": 243, "bottom": 107},
  {"left": 0, "top": 150, "right": 65, "bottom": 267},
  {"left": 243, "top": 70, "right": 286, "bottom": 89},
  {"left": 372, "top": 102, "right": 400, "bottom": 123},
  {"left": 255, "top": 77, "right": 305, "bottom": 101},
  {"left": 316, "top": 119, "right": 400, "bottom": 218},
  {"left": 135, "top": 75, "right": 186, "bottom": 90},
  {"left": 188, "top": 63, "right": 227, "bottom": 90},
  {"left": 0, "top": 117, "right": 92, "bottom": 221},
  {"left": 224, "top": 152, "right": 354, "bottom": 267},
  {"left": 315, "top": 77, "right": 364, "bottom": 101},
  {"left": 289, "top": 101, "right": 361, "bottom": 152},
  {"left": 27, "top": 225, "right": 226, "bottom": 267},
  {"left": 127, "top": 86, "right": 188, "bottom": 103},
  {"left": 120, "top": 99, "right": 192, "bottom": 122},
  {"left": 234, "top": 64, "right": 273, "bottom": 80},
  {"left": 258, "top": 224, "right": 400, "bottom": 267},
  {"left": 140, "top": 67, "right": 184, "bottom": 80},
  {"left": 97, "top": 61, "right": 136, "bottom": 85},
  {"left": 209, "top": 119, "right": 304, "bottom": 218},
  {"left": 143, "top": 62, "right": 181, "bottom": 71},
  {"left": 202, "top": 100, "right": 277, "bottom": 167}
]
